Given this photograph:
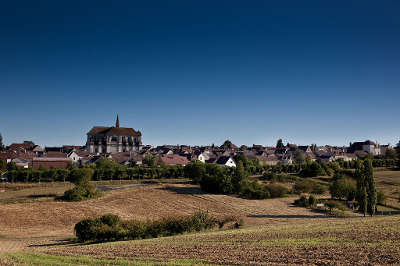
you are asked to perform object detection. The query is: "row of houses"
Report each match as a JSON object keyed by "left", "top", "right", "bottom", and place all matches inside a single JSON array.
[{"left": 0, "top": 140, "right": 393, "bottom": 170}]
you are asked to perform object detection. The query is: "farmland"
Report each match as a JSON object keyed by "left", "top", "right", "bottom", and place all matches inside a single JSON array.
[{"left": 0, "top": 169, "right": 399, "bottom": 264}]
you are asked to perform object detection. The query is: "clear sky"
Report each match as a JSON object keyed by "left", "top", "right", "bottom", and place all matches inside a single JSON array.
[{"left": 1, "top": 1, "right": 399, "bottom": 147}]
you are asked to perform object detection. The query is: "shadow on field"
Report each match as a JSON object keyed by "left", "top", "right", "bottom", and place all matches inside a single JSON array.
[
  {"left": 160, "top": 185, "right": 208, "bottom": 195},
  {"left": 247, "top": 214, "right": 329, "bottom": 219},
  {"left": 28, "top": 239, "right": 81, "bottom": 248}
]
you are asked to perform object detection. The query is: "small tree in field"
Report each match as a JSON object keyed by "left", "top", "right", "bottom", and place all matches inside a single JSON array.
[{"left": 63, "top": 168, "right": 101, "bottom": 201}]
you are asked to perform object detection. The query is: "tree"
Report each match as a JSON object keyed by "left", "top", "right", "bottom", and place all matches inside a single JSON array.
[
  {"left": 184, "top": 161, "right": 206, "bottom": 184},
  {"left": 294, "top": 150, "right": 306, "bottom": 164},
  {"left": 232, "top": 161, "right": 246, "bottom": 193},
  {"left": 385, "top": 149, "right": 397, "bottom": 160},
  {"left": 221, "top": 140, "right": 233, "bottom": 150},
  {"left": 0, "top": 133, "right": 4, "bottom": 151},
  {"left": 276, "top": 139, "right": 284, "bottom": 149},
  {"left": 143, "top": 154, "right": 158, "bottom": 168},
  {"left": 69, "top": 168, "right": 94, "bottom": 186},
  {"left": 0, "top": 159, "right": 6, "bottom": 173},
  {"left": 364, "top": 160, "right": 377, "bottom": 216},
  {"left": 356, "top": 160, "right": 377, "bottom": 216}
]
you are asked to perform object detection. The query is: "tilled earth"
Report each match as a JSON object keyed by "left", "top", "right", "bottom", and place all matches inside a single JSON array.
[{"left": 37, "top": 216, "right": 400, "bottom": 265}]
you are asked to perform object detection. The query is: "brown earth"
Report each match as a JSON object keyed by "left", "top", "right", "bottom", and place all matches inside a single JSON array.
[{"left": 0, "top": 183, "right": 327, "bottom": 239}]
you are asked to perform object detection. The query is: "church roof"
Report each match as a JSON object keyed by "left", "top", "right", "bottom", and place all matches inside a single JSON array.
[{"left": 87, "top": 126, "right": 141, "bottom": 136}]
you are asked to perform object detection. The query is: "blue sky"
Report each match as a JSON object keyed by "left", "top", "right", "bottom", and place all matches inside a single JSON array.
[{"left": 1, "top": 1, "right": 399, "bottom": 147}]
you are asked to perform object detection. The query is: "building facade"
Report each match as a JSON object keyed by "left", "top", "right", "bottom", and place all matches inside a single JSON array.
[{"left": 86, "top": 116, "right": 142, "bottom": 154}]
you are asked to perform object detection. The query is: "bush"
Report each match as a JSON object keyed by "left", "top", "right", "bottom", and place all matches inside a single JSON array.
[
  {"left": 294, "top": 195, "right": 309, "bottom": 207},
  {"left": 325, "top": 200, "right": 347, "bottom": 212},
  {"left": 240, "top": 181, "right": 270, "bottom": 199},
  {"left": 262, "top": 172, "right": 299, "bottom": 183},
  {"left": 266, "top": 183, "right": 289, "bottom": 198},
  {"left": 63, "top": 183, "right": 101, "bottom": 202},
  {"left": 377, "top": 190, "right": 387, "bottom": 205},
  {"left": 293, "top": 180, "right": 326, "bottom": 195},
  {"left": 74, "top": 211, "right": 224, "bottom": 243},
  {"left": 308, "top": 195, "right": 317, "bottom": 207},
  {"left": 299, "top": 162, "right": 326, "bottom": 177},
  {"left": 329, "top": 178, "right": 356, "bottom": 201}
]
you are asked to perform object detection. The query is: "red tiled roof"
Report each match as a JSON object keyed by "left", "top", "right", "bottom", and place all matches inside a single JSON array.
[{"left": 159, "top": 154, "right": 189, "bottom": 166}]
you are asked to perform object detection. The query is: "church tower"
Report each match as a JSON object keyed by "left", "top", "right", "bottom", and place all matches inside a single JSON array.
[{"left": 116, "top": 114, "right": 120, "bottom": 128}]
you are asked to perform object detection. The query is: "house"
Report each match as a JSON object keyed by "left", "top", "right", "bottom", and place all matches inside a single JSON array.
[
  {"left": 31, "top": 157, "right": 72, "bottom": 170},
  {"left": 46, "top": 151, "right": 67, "bottom": 158},
  {"left": 11, "top": 158, "right": 30, "bottom": 168},
  {"left": 298, "top": 146, "right": 312, "bottom": 153},
  {"left": 159, "top": 154, "right": 189, "bottom": 166},
  {"left": 67, "top": 151, "right": 81, "bottom": 163},
  {"left": 215, "top": 156, "right": 236, "bottom": 167},
  {"left": 348, "top": 140, "right": 381, "bottom": 156}
]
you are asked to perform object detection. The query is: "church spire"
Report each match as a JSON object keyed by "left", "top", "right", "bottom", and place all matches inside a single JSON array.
[{"left": 116, "top": 114, "right": 120, "bottom": 128}]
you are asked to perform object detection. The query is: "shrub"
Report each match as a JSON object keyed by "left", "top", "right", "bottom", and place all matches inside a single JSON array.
[
  {"left": 299, "top": 162, "right": 326, "bottom": 177},
  {"left": 74, "top": 211, "right": 223, "bottom": 243},
  {"left": 74, "top": 218, "right": 103, "bottom": 242},
  {"left": 294, "top": 195, "right": 309, "bottom": 207},
  {"left": 329, "top": 178, "right": 356, "bottom": 201},
  {"left": 325, "top": 200, "right": 347, "bottom": 212},
  {"left": 240, "top": 181, "right": 270, "bottom": 199},
  {"left": 377, "top": 190, "right": 387, "bottom": 205},
  {"left": 266, "top": 183, "right": 289, "bottom": 198},
  {"left": 262, "top": 172, "right": 299, "bottom": 183},
  {"left": 63, "top": 183, "right": 101, "bottom": 202},
  {"left": 308, "top": 195, "right": 317, "bottom": 207},
  {"left": 293, "top": 180, "right": 326, "bottom": 195}
]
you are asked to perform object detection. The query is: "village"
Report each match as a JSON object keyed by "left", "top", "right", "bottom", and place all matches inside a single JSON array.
[{"left": 0, "top": 117, "right": 395, "bottom": 171}]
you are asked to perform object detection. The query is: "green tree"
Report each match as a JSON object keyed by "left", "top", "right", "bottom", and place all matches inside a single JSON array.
[
  {"left": 276, "top": 139, "right": 284, "bottom": 149},
  {"left": 221, "top": 140, "right": 233, "bottom": 150},
  {"left": 0, "top": 133, "right": 4, "bottom": 151},
  {"left": 0, "top": 158, "right": 6, "bottom": 172},
  {"left": 294, "top": 150, "right": 306, "bottom": 164},
  {"left": 184, "top": 161, "right": 206, "bottom": 184},
  {"left": 232, "top": 161, "right": 246, "bottom": 193},
  {"left": 385, "top": 149, "right": 397, "bottom": 160},
  {"left": 69, "top": 168, "right": 94, "bottom": 186},
  {"left": 143, "top": 154, "right": 158, "bottom": 168},
  {"left": 364, "top": 160, "right": 377, "bottom": 216}
]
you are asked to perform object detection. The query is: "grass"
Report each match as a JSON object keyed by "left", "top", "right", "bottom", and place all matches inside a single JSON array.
[
  {"left": 0, "top": 182, "right": 73, "bottom": 204},
  {"left": 374, "top": 170, "right": 400, "bottom": 209},
  {"left": 0, "top": 253, "right": 212, "bottom": 266}
]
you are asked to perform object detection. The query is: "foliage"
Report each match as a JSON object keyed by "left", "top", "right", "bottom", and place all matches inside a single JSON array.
[
  {"left": 325, "top": 200, "right": 347, "bottom": 212},
  {"left": 293, "top": 179, "right": 326, "bottom": 195},
  {"left": 308, "top": 194, "right": 317, "bottom": 207},
  {"left": 184, "top": 161, "right": 206, "bottom": 184},
  {"left": 356, "top": 160, "right": 377, "bottom": 216},
  {"left": 299, "top": 161, "right": 326, "bottom": 177},
  {"left": 63, "top": 183, "right": 101, "bottom": 202},
  {"left": 294, "top": 195, "right": 309, "bottom": 207},
  {"left": 276, "top": 139, "right": 284, "bottom": 149},
  {"left": 330, "top": 178, "right": 356, "bottom": 201},
  {"left": 294, "top": 195, "right": 318, "bottom": 208},
  {"left": 143, "top": 154, "right": 159, "bottom": 168},
  {"left": 377, "top": 190, "right": 386, "bottom": 205},
  {"left": 294, "top": 150, "right": 307, "bottom": 164},
  {"left": 0, "top": 133, "right": 3, "bottom": 151},
  {"left": 74, "top": 211, "right": 230, "bottom": 243},
  {"left": 385, "top": 149, "right": 398, "bottom": 160},
  {"left": 262, "top": 172, "right": 299, "bottom": 183},
  {"left": 0, "top": 158, "right": 6, "bottom": 172}
]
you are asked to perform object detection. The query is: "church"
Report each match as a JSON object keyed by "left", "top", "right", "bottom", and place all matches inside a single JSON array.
[{"left": 86, "top": 115, "right": 142, "bottom": 154}]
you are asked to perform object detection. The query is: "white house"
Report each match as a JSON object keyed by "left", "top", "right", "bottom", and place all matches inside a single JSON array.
[{"left": 216, "top": 156, "right": 236, "bottom": 167}]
